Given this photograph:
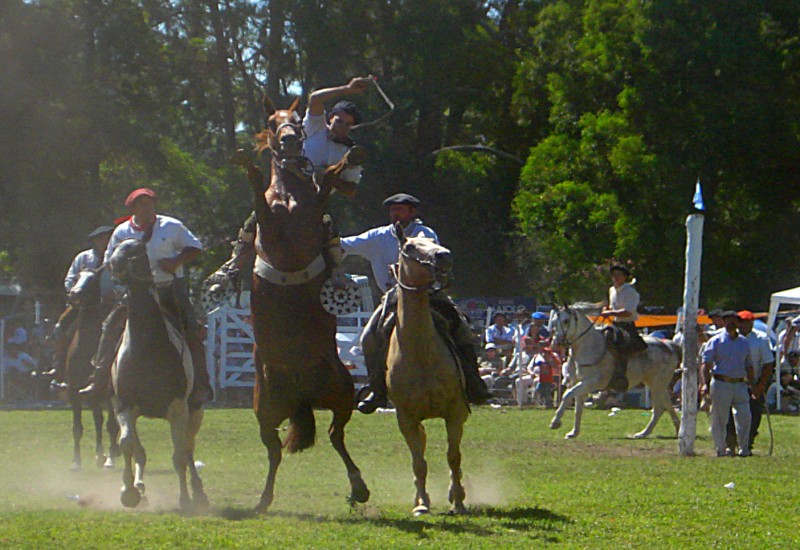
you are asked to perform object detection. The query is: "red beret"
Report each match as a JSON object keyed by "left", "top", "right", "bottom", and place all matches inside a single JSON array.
[
  {"left": 125, "top": 188, "right": 157, "bottom": 207},
  {"left": 736, "top": 310, "right": 755, "bottom": 321}
]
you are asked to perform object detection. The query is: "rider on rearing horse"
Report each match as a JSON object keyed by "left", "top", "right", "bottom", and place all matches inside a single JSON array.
[
  {"left": 214, "top": 76, "right": 373, "bottom": 290},
  {"left": 342, "top": 193, "right": 492, "bottom": 413}
]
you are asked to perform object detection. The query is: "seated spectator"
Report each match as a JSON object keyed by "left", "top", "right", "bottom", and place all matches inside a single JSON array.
[
  {"left": 530, "top": 311, "right": 550, "bottom": 341},
  {"left": 767, "top": 370, "right": 800, "bottom": 413},
  {"left": 485, "top": 313, "right": 516, "bottom": 362},
  {"left": 479, "top": 343, "right": 506, "bottom": 385},
  {"left": 508, "top": 336, "right": 537, "bottom": 374},
  {"left": 512, "top": 306, "right": 532, "bottom": 339},
  {"left": 2, "top": 343, "right": 37, "bottom": 396},
  {"left": 778, "top": 316, "right": 800, "bottom": 358},
  {"left": 531, "top": 354, "right": 556, "bottom": 408}
]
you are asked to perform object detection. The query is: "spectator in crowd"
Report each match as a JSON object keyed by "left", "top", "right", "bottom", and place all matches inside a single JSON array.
[
  {"left": 725, "top": 310, "right": 774, "bottom": 452},
  {"left": 531, "top": 354, "right": 556, "bottom": 408},
  {"left": 512, "top": 306, "right": 531, "bottom": 340},
  {"left": 485, "top": 312, "right": 516, "bottom": 362},
  {"left": 508, "top": 335, "right": 537, "bottom": 373},
  {"left": 778, "top": 316, "right": 800, "bottom": 359},
  {"left": 2, "top": 343, "right": 37, "bottom": 396},
  {"left": 6, "top": 319, "right": 28, "bottom": 348},
  {"left": 706, "top": 308, "right": 726, "bottom": 335},
  {"left": 767, "top": 370, "right": 800, "bottom": 413},
  {"left": 701, "top": 311, "right": 754, "bottom": 457},
  {"left": 479, "top": 343, "right": 507, "bottom": 385},
  {"left": 779, "top": 350, "right": 800, "bottom": 381},
  {"left": 530, "top": 311, "right": 551, "bottom": 341}
]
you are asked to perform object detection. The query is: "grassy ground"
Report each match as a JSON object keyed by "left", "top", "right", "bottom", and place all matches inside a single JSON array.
[{"left": 0, "top": 404, "right": 797, "bottom": 549}]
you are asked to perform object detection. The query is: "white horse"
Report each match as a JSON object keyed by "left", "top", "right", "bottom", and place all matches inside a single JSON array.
[{"left": 549, "top": 303, "right": 681, "bottom": 439}]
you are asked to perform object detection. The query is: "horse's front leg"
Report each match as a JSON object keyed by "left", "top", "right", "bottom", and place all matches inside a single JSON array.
[
  {"left": 117, "top": 408, "right": 142, "bottom": 508},
  {"left": 550, "top": 380, "right": 586, "bottom": 431},
  {"left": 445, "top": 416, "right": 467, "bottom": 515},
  {"left": 167, "top": 400, "right": 191, "bottom": 512},
  {"left": 71, "top": 401, "right": 83, "bottom": 471},
  {"left": 185, "top": 407, "right": 209, "bottom": 511},
  {"left": 106, "top": 407, "right": 120, "bottom": 468},
  {"left": 397, "top": 413, "right": 430, "bottom": 516}
]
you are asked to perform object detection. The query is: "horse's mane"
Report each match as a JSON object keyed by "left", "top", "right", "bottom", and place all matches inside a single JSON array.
[{"left": 570, "top": 302, "right": 602, "bottom": 315}]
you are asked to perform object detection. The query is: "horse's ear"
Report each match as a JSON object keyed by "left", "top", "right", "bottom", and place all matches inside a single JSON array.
[
  {"left": 395, "top": 221, "right": 405, "bottom": 246},
  {"left": 262, "top": 95, "right": 276, "bottom": 118}
]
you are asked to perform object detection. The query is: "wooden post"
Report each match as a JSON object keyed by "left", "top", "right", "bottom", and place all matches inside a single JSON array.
[{"left": 678, "top": 214, "right": 704, "bottom": 456}]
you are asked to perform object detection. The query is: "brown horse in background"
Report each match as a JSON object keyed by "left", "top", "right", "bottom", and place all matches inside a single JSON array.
[
  {"left": 65, "top": 269, "right": 120, "bottom": 471},
  {"left": 387, "top": 226, "right": 470, "bottom": 516},
  {"left": 237, "top": 96, "right": 369, "bottom": 513}
]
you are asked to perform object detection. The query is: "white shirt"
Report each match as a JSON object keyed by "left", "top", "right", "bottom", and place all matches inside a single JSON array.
[
  {"left": 64, "top": 249, "right": 104, "bottom": 292},
  {"left": 742, "top": 329, "right": 774, "bottom": 380},
  {"left": 303, "top": 112, "right": 362, "bottom": 184},
  {"left": 106, "top": 215, "right": 202, "bottom": 284},
  {"left": 609, "top": 283, "right": 639, "bottom": 322},
  {"left": 341, "top": 220, "right": 439, "bottom": 291}
]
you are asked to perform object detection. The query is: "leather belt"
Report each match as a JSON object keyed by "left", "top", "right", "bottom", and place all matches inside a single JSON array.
[{"left": 713, "top": 374, "right": 746, "bottom": 383}]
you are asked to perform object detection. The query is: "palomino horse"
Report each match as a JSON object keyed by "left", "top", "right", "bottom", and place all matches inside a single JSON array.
[
  {"left": 65, "top": 269, "right": 119, "bottom": 470},
  {"left": 108, "top": 239, "right": 208, "bottom": 511},
  {"left": 387, "top": 225, "right": 469, "bottom": 516},
  {"left": 241, "top": 96, "right": 369, "bottom": 513},
  {"left": 549, "top": 303, "right": 682, "bottom": 439}
]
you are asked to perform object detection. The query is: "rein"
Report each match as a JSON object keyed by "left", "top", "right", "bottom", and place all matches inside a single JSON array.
[{"left": 556, "top": 310, "right": 606, "bottom": 367}]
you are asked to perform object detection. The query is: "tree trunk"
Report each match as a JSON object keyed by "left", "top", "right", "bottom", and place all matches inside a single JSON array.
[{"left": 207, "top": 0, "right": 237, "bottom": 152}]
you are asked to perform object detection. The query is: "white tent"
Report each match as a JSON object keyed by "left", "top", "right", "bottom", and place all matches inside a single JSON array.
[{"left": 766, "top": 286, "right": 800, "bottom": 410}]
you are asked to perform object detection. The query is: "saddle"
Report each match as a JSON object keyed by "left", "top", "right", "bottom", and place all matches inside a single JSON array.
[{"left": 602, "top": 325, "right": 648, "bottom": 393}]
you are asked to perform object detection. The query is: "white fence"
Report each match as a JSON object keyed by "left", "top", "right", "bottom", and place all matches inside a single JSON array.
[{"left": 205, "top": 277, "right": 375, "bottom": 394}]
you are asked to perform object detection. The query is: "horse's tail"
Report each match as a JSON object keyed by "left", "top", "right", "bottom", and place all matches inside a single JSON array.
[{"left": 283, "top": 403, "right": 316, "bottom": 454}]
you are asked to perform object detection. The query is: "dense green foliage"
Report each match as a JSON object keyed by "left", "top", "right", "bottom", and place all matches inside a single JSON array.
[
  {"left": 0, "top": 407, "right": 799, "bottom": 547},
  {"left": 2, "top": 1, "right": 799, "bottom": 310}
]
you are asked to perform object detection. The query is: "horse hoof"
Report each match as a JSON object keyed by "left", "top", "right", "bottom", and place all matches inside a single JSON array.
[
  {"left": 348, "top": 479, "right": 370, "bottom": 504},
  {"left": 549, "top": 420, "right": 561, "bottom": 430},
  {"left": 254, "top": 501, "right": 271, "bottom": 515},
  {"left": 412, "top": 505, "right": 430, "bottom": 517},
  {"left": 447, "top": 504, "right": 468, "bottom": 515},
  {"left": 630, "top": 432, "right": 648, "bottom": 440},
  {"left": 70, "top": 462, "right": 81, "bottom": 472},
  {"left": 192, "top": 492, "right": 210, "bottom": 513},
  {"left": 180, "top": 495, "right": 193, "bottom": 512},
  {"left": 565, "top": 431, "right": 579, "bottom": 439},
  {"left": 120, "top": 488, "right": 141, "bottom": 508},
  {"left": 103, "top": 456, "right": 115, "bottom": 469},
  {"left": 95, "top": 455, "right": 106, "bottom": 468}
]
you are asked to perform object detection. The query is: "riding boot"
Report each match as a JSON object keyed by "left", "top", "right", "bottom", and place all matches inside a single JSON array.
[
  {"left": 79, "top": 302, "right": 128, "bottom": 400},
  {"left": 186, "top": 331, "right": 214, "bottom": 408},
  {"left": 356, "top": 296, "right": 394, "bottom": 414},
  {"left": 608, "top": 355, "right": 629, "bottom": 393}
]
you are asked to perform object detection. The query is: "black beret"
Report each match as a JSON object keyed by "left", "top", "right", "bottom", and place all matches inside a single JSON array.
[
  {"left": 87, "top": 226, "right": 115, "bottom": 240},
  {"left": 383, "top": 193, "right": 421, "bottom": 207},
  {"left": 720, "top": 310, "right": 739, "bottom": 319},
  {"left": 329, "top": 101, "right": 363, "bottom": 125},
  {"left": 707, "top": 308, "right": 724, "bottom": 317}
]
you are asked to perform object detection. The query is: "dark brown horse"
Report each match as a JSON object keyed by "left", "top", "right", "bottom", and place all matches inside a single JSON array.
[
  {"left": 65, "top": 269, "right": 120, "bottom": 470},
  {"left": 239, "top": 96, "right": 369, "bottom": 513}
]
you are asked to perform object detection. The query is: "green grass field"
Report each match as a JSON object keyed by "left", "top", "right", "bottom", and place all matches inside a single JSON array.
[{"left": 0, "top": 405, "right": 797, "bottom": 549}]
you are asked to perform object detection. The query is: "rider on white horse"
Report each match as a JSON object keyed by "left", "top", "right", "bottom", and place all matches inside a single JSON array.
[{"left": 599, "top": 264, "right": 647, "bottom": 391}]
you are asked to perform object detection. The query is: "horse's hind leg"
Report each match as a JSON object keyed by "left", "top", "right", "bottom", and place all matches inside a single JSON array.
[
  {"left": 185, "top": 407, "right": 209, "bottom": 511},
  {"left": 632, "top": 386, "right": 673, "bottom": 439},
  {"left": 70, "top": 401, "right": 83, "bottom": 471},
  {"left": 397, "top": 413, "right": 430, "bottom": 516},
  {"left": 255, "top": 409, "right": 284, "bottom": 514},
  {"left": 445, "top": 417, "right": 467, "bottom": 515},
  {"left": 328, "top": 405, "right": 370, "bottom": 505},
  {"left": 92, "top": 406, "right": 105, "bottom": 467}
]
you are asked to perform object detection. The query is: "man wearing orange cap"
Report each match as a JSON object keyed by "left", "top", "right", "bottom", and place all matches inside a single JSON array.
[
  {"left": 725, "top": 310, "right": 774, "bottom": 452},
  {"left": 80, "top": 189, "right": 213, "bottom": 405}
]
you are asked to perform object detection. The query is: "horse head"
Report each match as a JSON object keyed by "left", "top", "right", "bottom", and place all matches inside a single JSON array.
[
  {"left": 109, "top": 238, "right": 152, "bottom": 286},
  {"left": 552, "top": 302, "right": 600, "bottom": 347},
  {"left": 255, "top": 96, "right": 307, "bottom": 172},
  {"left": 68, "top": 269, "right": 101, "bottom": 307},
  {"left": 393, "top": 221, "right": 452, "bottom": 291}
]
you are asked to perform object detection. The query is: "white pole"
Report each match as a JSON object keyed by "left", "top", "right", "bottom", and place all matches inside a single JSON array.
[
  {"left": 0, "top": 318, "right": 5, "bottom": 403},
  {"left": 679, "top": 214, "right": 704, "bottom": 456}
]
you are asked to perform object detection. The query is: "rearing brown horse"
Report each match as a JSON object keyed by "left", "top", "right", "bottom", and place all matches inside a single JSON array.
[{"left": 239, "top": 96, "right": 369, "bottom": 513}]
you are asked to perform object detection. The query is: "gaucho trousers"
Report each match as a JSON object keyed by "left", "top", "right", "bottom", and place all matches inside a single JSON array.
[{"left": 710, "top": 378, "right": 752, "bottom": 453}]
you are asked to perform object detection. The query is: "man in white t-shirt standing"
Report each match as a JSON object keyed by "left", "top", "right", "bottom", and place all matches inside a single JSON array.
[
  {"left": 80, "top": 188, "right": 213, "bottom": 406},
  {"left": 599, "top": 264, "right": 647, "bottom": 391}
]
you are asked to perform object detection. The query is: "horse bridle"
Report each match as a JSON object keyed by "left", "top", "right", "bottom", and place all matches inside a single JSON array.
[
  {"left": 392, "top": 247, "right": 439, "bottom": 292},
  {"left": 555, "top": 308, "right": 596, "bottom": 348}
]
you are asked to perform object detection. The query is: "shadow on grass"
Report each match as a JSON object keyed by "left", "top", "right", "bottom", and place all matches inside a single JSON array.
[{"left": 216, "top": 504, "right": 569, "bottom": 542}]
